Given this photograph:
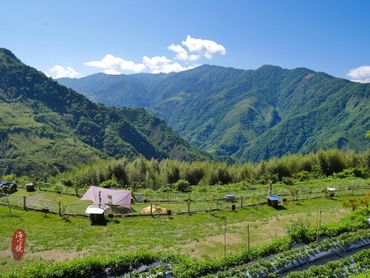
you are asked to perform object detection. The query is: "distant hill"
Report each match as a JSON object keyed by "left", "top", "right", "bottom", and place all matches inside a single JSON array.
[
  {"left": 0, "top": 48, "right": 210, "bottom": 177},
  {"left": 58, "top": 64, "right": 370, "bottom": 162}
]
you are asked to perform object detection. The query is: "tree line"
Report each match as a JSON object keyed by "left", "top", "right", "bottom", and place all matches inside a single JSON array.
[{"left": 53, "top": 149, "right": 370, "bottom": 191}]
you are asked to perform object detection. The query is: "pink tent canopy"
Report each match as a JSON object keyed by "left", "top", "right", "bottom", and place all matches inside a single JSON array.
[{"left": 80, "top": 186, "right": 131, "bottom": 209}]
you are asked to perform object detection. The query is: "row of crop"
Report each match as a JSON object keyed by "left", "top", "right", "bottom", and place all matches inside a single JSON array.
[
  {"left": 2, "top": 253, "right": 180, "bottom": 278},
  {"left": 286, "top": 248, "right": 370, "bottom": 278},
  {"left": 2, "top": 207, "right": 369, "bottom": 278},
  {"left": 173, "top": 207, "right": 370, "bottom": 278},
  {"left": 205, "top": 229, "right": 370, "bottom": 277}
]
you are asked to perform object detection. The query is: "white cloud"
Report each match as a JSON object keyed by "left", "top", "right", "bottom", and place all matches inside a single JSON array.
[
  {"left": 168, "top": 44, "right": 189, "bottom": 61},
  {"left": 142, "top": 56, "right": 196, "bottom": 73},
  {"left": 347, "top": 66, "right": 370, "bottom": 83},
  {"left": 168, "top": 44, "right": 200, "bottom": 61},
  {"left": 85, "top": 54, "right": 146, "bottom": 74},
  {"left": 48, "top": 65, "right": 80, "bottom": 79},
  {"left": 181, "top": 35, "right": 226, "bottom": 59},
  {"left": 82, "top": 35, "right": 225, "bottom": 75}
]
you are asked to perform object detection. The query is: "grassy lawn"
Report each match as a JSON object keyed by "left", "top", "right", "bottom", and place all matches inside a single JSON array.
[{"left": 0, "top": 196, "right": 355, "bottom": 272}]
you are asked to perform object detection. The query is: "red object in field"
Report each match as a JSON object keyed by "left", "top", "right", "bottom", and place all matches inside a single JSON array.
[{"left": 11, "top": 228, "right": 26, "bottom": 261}]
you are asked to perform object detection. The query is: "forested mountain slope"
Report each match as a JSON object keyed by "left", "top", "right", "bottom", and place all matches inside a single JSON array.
[
  {"left": 59, "top": 64, "right": 370, "bottom": 161},
  {"left": 0, "top": 48, "right": 209, "bottom": 176}
]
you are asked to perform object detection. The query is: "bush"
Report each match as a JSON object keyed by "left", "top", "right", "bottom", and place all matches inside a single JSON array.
[
  {"left": 286, "top": 219, "right": 316, "bottom": 243},
  {"left": 61, "top": 178, "right": 74, "bottom": 187},
  {"left": 99, "top": 179, "right": 119, "bottom": 188},
  {"left": 160, "top": 185, "right": 173, "bottom": 192},
  {"left": 292, "top": 171, "right": 310, "bottom": 181},
  {"left": 258, "top": 173, "right": 279, "bottom": 184},
  {"left": 282, "top": 177, "right": 294, "bottom": 185},
  {"left": 175, "top": 179, "right": 191, "bottom": 192},
  {"left": 338, "top": 167, "right": 369, "bottom": 179}
]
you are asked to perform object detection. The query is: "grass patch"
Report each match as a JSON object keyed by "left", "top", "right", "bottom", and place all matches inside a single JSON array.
[{"left": 0, "top": 197, "right": 354, "bottom": 272}]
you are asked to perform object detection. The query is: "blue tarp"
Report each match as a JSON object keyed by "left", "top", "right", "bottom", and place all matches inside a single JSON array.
[{"left": 267, "top": 195, "right": 281, "bottom": 201}]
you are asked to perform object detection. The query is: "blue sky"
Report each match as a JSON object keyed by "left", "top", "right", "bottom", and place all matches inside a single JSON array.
[{"left": 1, "top": 0, "right": 370, "bottom": 81}]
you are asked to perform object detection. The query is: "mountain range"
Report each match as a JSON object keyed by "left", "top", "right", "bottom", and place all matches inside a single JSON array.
[
  {"left": 0, "top": 48, "right": 209, "bottom": 177},
  {"left": 58, "top": 64, "right": 370, "bottom": 162}
]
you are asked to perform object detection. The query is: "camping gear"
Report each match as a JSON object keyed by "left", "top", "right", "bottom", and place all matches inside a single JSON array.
[
  {"left": 26, "top": 183, "right": 35, "bottom": 192},
  {"left": 326, "top": 187, "right": 336, "bottom": 197},
  {"left": 135, "top": 194, "right": 144, "bottom": 203},
  {"left": 141, "top": 204, "right": 168, "bottom": 214},
  {"left": 0, "top": 181, "right": 17, "bottom": 194},
  {"left": 267, "top": 195, "right": 281, "bottom": 208},
  {"left": 225, "top": 194, "right": 236, "bottom": 202},
  {"left": 85, "top": 204, "right": 110, "bottom": 225},
  {"left": 80, "top": 186, "right": 132, "bottom": 208}
]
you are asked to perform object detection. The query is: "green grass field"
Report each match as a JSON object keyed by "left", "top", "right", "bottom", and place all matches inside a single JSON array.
[
  {"left": 0, "top": 196, "right": 355, "bottom": 273},
  {"left": 0, "top": 176, "right": 369, "bottom": 273}
]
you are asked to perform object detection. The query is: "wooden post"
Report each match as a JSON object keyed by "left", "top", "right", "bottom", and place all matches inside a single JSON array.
[
  {"left": 6, "top": 194, "right": 12, "bottom": 216},
  {"left": 58, "top": 201, "right": 62, "bottom": 216},
  {"left": 150, "top": 203, "right": 153, "bottom": 216},
  {"left": 241, "top": 196, "right": 244, "bottom": 208},
  {"left": 23, "top": 196, "right": 27, "bottom": 211},
  {"left": 224, "top": 217, "right": 227, "bottom": 258},
  {"left": 187, "top": 200, "right": 191, "bottom": 214},
  {"left": 316, "top": 210, "right": 321, "bottom": 242},
  {"left": 247, "top": 224, "right": 250, "bottom": 251}
]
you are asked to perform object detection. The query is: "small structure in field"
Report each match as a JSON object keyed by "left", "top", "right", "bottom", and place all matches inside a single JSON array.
[
  {"left": 267, "top": 195, "right": 281, "bottom": 208},
  {"left": 85, "top": 204, "right": 110, "bottom": 225},
  {"left": 25, "top": 183, "right": 35, "bottom": 192},
  {"left": 81, "top": 186, "right": 132, "bottom": 224},
  {"left": 225, "top": 194, "right": 236, "bottom": 202},
  {"left": 326, "top": 187, "right": 336, "bottom": 197}
]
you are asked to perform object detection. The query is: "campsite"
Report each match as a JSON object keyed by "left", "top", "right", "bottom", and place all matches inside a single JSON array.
[
  {"left": 0, "top": 173, "right": 369, "bottom": 276},
  {"left": 1, "top": 1, "right": 370, "bottom": 277}
]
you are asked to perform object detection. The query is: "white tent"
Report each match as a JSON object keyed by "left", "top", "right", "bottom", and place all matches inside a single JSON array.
[{"left": 80, "top": 186, "right": 131, "bottom": 209}]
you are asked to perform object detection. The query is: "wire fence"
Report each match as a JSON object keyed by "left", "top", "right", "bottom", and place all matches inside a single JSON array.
[{"left": 1, "top": 184, "right": 369, "bottom": 217}]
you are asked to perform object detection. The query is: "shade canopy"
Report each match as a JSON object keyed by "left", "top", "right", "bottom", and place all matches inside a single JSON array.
[{"left": 80, "top": 186, "right": 131, "bottom": 208}]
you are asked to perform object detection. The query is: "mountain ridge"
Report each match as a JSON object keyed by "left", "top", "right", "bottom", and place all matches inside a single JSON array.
[
  {"left": 58, "top": 63, "right": 370, "bottom": 162},
  {"left": 0, "top": 48, "right": 210, "bottom": 176}
]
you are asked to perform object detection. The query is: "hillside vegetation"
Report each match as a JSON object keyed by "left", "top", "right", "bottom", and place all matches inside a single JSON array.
[
  {"left": 0, "top": 49, "right": 209, "bottom": 177},
  {"left": 59, "top": 65, "right": 370, "bottom": 162},
  {"left": 55, "top": 149, "right": 370, "bottom": 190}
]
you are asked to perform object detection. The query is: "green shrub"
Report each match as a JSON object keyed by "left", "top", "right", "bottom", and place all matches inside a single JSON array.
[
  {"left": 160, "top": 185, "right": 173, "bottom": 192},
  {"left": 292, "top": 171, "right": 310, "bottom": 181},
  {"left": 99, "top": 179, "right": 119, "bottom": 188},
  {"left": 175, "top": 179, "right": 191, "bottom": 192},
  {"left": 60, "top": 178, "right": 74, "bottom": 187},
  {"left": 282, "top": 177, "right": 294, "bottom": 185},
  {"left": 286, "top": 219, "right": 316, "bottom": 243}
]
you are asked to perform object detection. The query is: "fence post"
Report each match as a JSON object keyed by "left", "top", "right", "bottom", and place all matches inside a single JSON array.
[
  {"left": 224, "top": 217, "right": 227, "bottom": 258},
  {"left": 150, "top": 203, "right": 153, "bottom": 216},
  {"left": 316, "top": 209, "right": 322, "bottom": 242},
  {"left": 247, "top": 224, "right": 250, "bottom": 251},
  {"left": 187, "top": 200, "right": 191, "bottom": 214},
  {"left": 6, "top": 194, "right": 12, "bottom": 216},
  {"left": 241, "top": 196, "right": 244, "bottom": 208},
  {"left": 58, "top": 201, "right": 62, "bottom": 216},
  {"left": 23, "top": 196, "right": 27, "bottom": 211}
]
